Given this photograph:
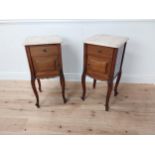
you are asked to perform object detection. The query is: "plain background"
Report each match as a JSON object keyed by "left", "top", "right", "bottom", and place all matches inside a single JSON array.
[
  {"left": 0, "top": 20, "right": 155, "bottom": 83},
  {"left": 0, "top": 0, "right": 155, "bottom": 155}
]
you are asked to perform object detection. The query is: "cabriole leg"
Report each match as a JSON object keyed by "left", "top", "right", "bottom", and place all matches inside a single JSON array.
[
  {"left": 37, "top": 79, "right": 42, "bottom": 92},
  {"left": 114, "top": 71, "right": 122, "bottom": 96},
  {"left": 60, "top": 71, "right": 67, "bottom": 103},
  {"left": 93, "top": 79, "right": 96, "bottom": 89},
  {"left": 81, "top": 72, "right": 86, "bottom": 100},
  {"left": 105, "top": 80, "right": 113, "bottom": 111},
  {"left": 31, "top": 78, "right": 40, "bottom": 108}
]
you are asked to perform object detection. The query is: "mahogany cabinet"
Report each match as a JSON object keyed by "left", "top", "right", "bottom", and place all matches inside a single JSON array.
[
  {"left": 25, "top": 35, "right": 67, "bottom": 108},
  {"left": 81, "top": 34, "right": 128, "bottom": 111}
]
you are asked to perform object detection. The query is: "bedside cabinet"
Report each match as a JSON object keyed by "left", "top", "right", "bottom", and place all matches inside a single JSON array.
[
  {"left": 25, "top": 35, "right": 67, "bottom": 108},
  {"left": 81, "top": 34, "right": 128, "bottom": 111}
]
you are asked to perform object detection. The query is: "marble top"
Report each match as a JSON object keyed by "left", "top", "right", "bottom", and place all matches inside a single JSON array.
[
  {"left": 84, "top": 34, "right": 128, "bottom": 48},
  {"left": 25, "top": 35, "right": 62, "bottom": 45}
]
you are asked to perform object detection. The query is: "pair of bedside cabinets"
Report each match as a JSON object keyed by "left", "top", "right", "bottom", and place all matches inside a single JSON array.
[{"left": 25, "top": 35, "right": 128, "bottom": 111}]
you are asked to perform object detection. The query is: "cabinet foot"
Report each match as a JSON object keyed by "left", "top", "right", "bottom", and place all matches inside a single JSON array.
[
  {"left": 60, "top": 70, "right": 67, "bottom": 104},
  {"left": 35, "top": 103, "right": 40, "bottom": 108},
  {"left": 93, "top": 79, "right": 96, "bottom": 89},
  {"left": 81, "top": 96, "right": 85, "bottom": 101},
  {"left": 31, "top": 78, "right": 40, "bottom": 108},
  {"left": 105, "top": 105, "right": 109, "bottom": 111},
  {"left": 105, "top": 80, "right": 113, "bottom": 111}
]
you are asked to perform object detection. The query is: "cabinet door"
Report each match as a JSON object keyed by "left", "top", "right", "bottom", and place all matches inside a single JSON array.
[
  {"left": 30, "top": 45, "right": 60, "bottom": 78},
  {"left": 32, "top": 56, "right": 60, "bottom": 78},
  {"left": 86, "top": 56, "right": 112, "bottom": 80}
]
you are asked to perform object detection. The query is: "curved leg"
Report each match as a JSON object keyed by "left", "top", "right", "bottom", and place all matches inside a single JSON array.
[
  {"left": 37, "top": 79, "right": 42, "bottom": 92},
  {"left": 93, "top": 79, "right": 96, "bottom": 89},
  {"left": 60, "top": 71, "right": 67, "bottom": 103},
  {"left": 105, "top": 80, "right": 113, "bottom": 111},
  {"left": 81, "top": 73, "right": 86, "bottom": 100},
  {"left": 31, "top": 78, "right": 40, "bottom": 108},
  {"left": 114, "top": 71, "right": 122, "bottom": 96}
]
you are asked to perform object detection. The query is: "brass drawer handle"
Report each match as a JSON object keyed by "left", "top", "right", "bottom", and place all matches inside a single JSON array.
[{"left": 43, "top": 49, "right": 48, "bottom": 53}]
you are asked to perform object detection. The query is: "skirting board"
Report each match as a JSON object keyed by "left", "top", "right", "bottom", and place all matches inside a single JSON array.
[{"left": 0, "top": 72, "right": 154, "bottom": 84}]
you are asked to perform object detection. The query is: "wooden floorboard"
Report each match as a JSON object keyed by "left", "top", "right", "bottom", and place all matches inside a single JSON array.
[{"left": 0, "top": 80, "right": 155, "bottom": 134}]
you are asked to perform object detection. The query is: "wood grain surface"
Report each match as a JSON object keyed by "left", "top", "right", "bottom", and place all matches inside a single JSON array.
[{"left": 0, "top": 80, "right": 154, "bottom": 135}]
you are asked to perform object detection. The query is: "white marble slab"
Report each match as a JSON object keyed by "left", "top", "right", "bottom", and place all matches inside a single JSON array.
[
  {"left": 84, "top": 34, "right": 128, "bottom": 48},
  {"left": 25, "top": 35, "right": 62, "bottom": 45}
]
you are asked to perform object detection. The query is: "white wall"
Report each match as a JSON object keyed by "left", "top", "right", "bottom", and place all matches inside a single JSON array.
[{"left": 0, "top": 20, "right": 155, "bottom": 83}]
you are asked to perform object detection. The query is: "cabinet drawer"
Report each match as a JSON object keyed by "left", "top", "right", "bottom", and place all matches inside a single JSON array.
[
  {"left": 87, "top": 44, "right": 114, "bottom": 59},
  {"left": 87, "top": 56, "right": 112, "bottom": 80},
  {"left": 30, "top": 45, "right": 59, "bottom": 57},
  {"left": 32, "top": 56, "right": 59, "bottom": 78}
]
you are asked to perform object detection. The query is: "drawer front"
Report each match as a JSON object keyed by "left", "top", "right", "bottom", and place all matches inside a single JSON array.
[
  {"left": 32, "top": 56, "right": 60, "bottom": 78},
  {"left": 30, "top": 45, "right": 59, "bottom": 57},
  {"left": 86, "top": 56, "right": 112, "bottom": 80},
  {"left": 87, "top": 44, "right": 114, "bottom": 59}
]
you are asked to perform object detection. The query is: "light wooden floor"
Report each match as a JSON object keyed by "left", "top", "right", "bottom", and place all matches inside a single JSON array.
[{"left": 0, "top": 80, "right": 155, "bottom": 134}]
